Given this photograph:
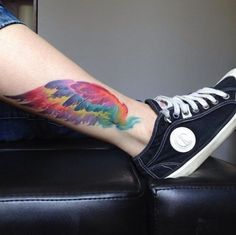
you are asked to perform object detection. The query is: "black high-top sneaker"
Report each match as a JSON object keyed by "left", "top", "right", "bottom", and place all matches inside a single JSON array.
[{"left": 133, "top": 69, "right": 236, "bottom": 179}]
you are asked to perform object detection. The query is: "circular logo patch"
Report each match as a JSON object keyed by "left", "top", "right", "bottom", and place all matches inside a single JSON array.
[{"left": 170, "top": 127, "right": 196, "bottom": 153}]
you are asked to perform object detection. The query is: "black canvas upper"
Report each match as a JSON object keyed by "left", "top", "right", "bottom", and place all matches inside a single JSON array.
[{"left": 133, "top": 76, "right": 236, "bottom": 179}]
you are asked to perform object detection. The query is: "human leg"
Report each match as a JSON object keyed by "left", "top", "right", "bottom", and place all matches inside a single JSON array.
[
  {"left": 0, "top": 4, "right": 157, "bottom": 156},
  {"left": 0, "top": 4, "right": 235, "bottom": 179}
]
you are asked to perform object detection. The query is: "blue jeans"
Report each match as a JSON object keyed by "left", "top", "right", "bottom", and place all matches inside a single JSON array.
[
  {"left": 0, "top": 4, "right": 84, "bottom": 141},
  {"left": 0, "top": 4, "right": 23, "bottom": 29}
]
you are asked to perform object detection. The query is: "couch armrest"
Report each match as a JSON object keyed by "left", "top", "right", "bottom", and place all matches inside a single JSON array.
[{"left": 149, "top": 157, "right": 236, "bottom": 235}]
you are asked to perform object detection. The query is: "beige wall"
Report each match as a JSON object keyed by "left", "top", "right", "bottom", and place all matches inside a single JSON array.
[{"left": 38, "top": 0, "right": 236, "bottom": 163}]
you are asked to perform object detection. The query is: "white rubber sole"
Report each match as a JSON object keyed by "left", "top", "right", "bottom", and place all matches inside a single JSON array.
[
  {"left": 219, "top": 68, "right": 236, "bottom": 83},
  {"left": 166, "top": 112, "right": 236, "bottom": 178}
]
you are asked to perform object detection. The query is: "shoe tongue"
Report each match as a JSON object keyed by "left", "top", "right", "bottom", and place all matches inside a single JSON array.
[
  {"left": 215, "top": 69, "right": 236, "bottom": 90},
  {"left": 145, "top": 98, "right": 168, "bottom": 115}
]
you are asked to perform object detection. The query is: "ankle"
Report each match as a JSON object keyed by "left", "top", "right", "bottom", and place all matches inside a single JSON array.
[{"left": 114, "top": 98, "right": 157, "bottom": 157}]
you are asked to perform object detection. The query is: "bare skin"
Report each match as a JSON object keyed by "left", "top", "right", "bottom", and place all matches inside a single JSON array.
[{"left": 0, "top": 24, "right": 157, "bottom": 157}]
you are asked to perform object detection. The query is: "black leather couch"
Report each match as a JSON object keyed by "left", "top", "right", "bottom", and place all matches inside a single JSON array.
[{"left": 0, "top": 137, "right": 235, "bottom": 235}]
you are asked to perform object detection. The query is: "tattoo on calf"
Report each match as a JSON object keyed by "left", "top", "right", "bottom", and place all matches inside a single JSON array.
[{"left": 5, "top": 80, "right": 140, "bottom": 130}]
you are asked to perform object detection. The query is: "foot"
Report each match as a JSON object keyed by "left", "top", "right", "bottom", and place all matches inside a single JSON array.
[{"left": 133, "top": 69, "right": 236, "bottom": 179}]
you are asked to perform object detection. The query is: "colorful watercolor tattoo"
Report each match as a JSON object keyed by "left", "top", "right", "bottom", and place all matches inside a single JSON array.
[{"left": 5, "top": 80, "right": 140, "bottom": 130}]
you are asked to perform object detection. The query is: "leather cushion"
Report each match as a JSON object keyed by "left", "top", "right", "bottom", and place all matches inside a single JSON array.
[
  {"left": 0, "top": 139, "right": 148, "bottom": 235},
  {"left": 150, "top": 157, "right": 236, "bottom": 235}
]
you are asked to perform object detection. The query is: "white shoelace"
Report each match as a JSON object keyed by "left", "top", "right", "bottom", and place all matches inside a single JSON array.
[{"left": 154, "top": 87, "right": 229, "bottom": 122}]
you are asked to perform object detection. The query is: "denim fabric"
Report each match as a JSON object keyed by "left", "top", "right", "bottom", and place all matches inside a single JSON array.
[
  {"left": 0, "top": 4, "right": 84, "bottom": 141},
  {"left": 0, "top": 4, "right": 23, "bottom": 30},
  {"left": 0, "top": 101, "right": 85, "bottom": 141}
]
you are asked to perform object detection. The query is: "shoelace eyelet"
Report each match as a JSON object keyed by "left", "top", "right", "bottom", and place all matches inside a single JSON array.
[
  {"left": 212, "top": 100, "right": 219, "bottom": 105},
  {"left": 223, "top": 94, "right": 230, "bottom": 100},
  {"left": 193, "top": 108, "right": 199, "bottom": 113},
  {"left": 203, "top": 105, "right": 210, "bottom": 110},
  {"left": 173, "top": 113, "right": 180, "bottom": 119},
  {"left": 183, "top": 111, "right": 190, "bottom": 115}
]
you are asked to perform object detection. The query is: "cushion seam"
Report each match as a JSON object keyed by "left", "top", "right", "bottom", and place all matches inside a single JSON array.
[
  {"left": 153, "top": 185, "right": 236, "bottom": 194},
  {"left": 0, "top": 194, "right": 145, "bottom": 203}
]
